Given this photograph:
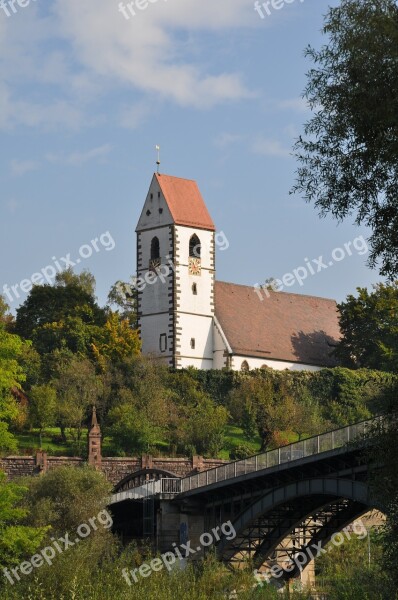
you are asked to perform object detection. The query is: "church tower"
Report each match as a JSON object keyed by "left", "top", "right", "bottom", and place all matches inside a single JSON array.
[{"left": 136, "top": 173, "right": 215, "bottom": 369}]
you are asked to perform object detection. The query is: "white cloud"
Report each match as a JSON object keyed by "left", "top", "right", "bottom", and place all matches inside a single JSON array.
[
  {"left": 46, "top": 144, "right": 112, "bottom": 166},
  {"left": 54, "top": 0, "right": 253, "bottom": 108},
  {"left": 0, "top": 0, "right": 257, "bottom": 130},
  {"left": 118, "top": 101, "right": 152, "bottom": 129},
  {"left": 10, "top": 159, "right": 40, "bottom": 176},
  {"left": 213, "top": 132, "right": 245, "bottom": 148},
  {"left": 251, "top": 136, "right": 291, "bottom": 158}
]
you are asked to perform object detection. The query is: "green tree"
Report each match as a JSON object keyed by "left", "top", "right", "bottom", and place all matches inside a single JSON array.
[
  {"left": 107, "top": 278, "right": 138, "bottom": 326},
  {"left": 55, "top": 268, "right": 96, "bottom": 296},
  {"left": 14, "top": 280, "right": 106, "bottom": 345},
  {"left": 315, "top": 529, "right": 390, "bottom": 599},
  {"left": 292, "top": 0, "right": 398, "bottom": 278},
  {"left": 165, "top": 371, "right": 229, "bottom": 456},
  {"left": 181, "top": 396, "right": 228, "bottom": 456},
  {"left": 33, "top": 314, "right": 102, "bottom": 356},
  {"left": 17, "top": 344, "right": 41, "bottom": 390},
  {"left": 15, "top": 466, "right": 115, "bottom": 596},
  {"left": 55, "top": 357, "right": 102, "bottom": 447},
  {"left": 24, "top": 466, "right": 112, "bottom": 533},
  {"left": 288, "top": 390, "right": 329, "bottom": 440},
  {"left": 0, "top": 472, "right": 48, "bottom": 570},
  {"left": 368, "top": 412, "right": 398, "bottom": 590},
  {"left": 0, "top": 296, "right": 13, "bottom": 329},
  {"left": 228, "top": 377, "right": 295, "bottom": 450},
  {"left": 336, "top": 283, "right": 398, "bottom": 372},
  {"left": 108, "top": 399, "right": 161, "bottom": 454},
  {"left": 106, "top": 357, "right": 171, "bottom": 454},
  {"left": 91, "top": 312, "right": 141, "bottom": 370},
  {"left": 0, "top": 323, "right": 28, "bottom": 453},
  {"left": 29, "top": 384, "right": 57, "bottom": 447}
]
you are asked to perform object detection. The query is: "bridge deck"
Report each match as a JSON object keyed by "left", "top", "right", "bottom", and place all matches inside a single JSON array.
[{"left": 109, "top": 416, "right": 382, "bottom": 505}]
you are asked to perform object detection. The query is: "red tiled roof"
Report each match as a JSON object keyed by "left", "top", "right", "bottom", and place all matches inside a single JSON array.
[
  {"left": 215, "top": 281, "right": 341, "bottom": 367},
  {"left": 155, "top": 173, "right": 216, "bottom": 231}
]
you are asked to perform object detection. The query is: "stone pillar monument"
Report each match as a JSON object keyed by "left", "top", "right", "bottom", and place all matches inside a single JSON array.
[{"left": 88, "top": 406, "right": 102, "bottom": 469}]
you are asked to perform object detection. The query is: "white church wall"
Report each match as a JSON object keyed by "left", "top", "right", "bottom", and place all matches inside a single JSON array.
[
  {"left": 173, "top": 225, "right": 215, "bottom": 369},
  {"left": 230, "top": 355, "right": 323, "bottom": 372},
  {"left": 177, "top": 268, "right": 214, "bottom": 315},
  {"left": 137, "top": 216, "right": 174, "bottom": 362},
  {"left": 140, "top": 313, "right": 171, "bottom": 361},
  {"left": 212, "top": 319, "right": 229, "bottom": 369},
  {"left": 176, "top": 313, "right": 214, "bottom": 369},
  {"left": 174, "top": 226, "right": 214, "bottom": 270},
  {"left": 138, "top": 227, "right": 172, "bottom": 268},
  {"left": 137, "top": 227, "right": 172, "bottom": 316}
]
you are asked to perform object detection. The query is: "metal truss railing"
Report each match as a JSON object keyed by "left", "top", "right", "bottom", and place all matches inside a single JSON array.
[{"left": 180, "top": 416, "right": 383, "bottom": 493}]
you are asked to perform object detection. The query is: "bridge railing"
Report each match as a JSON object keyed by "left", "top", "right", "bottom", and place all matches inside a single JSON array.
[
  {"left": 161, "top": 478, "right": 182, "bottom": 495},
  {"left": 109, "top": 479, "right": 161, "bottom": 504},
  {"left": 180, "top": 416, "right": 382, "bottom": 493}
]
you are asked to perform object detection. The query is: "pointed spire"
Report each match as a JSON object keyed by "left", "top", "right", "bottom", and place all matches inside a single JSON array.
[
  {"left": 91, "top": 405, "right": 98, "bottom": 426},
  {"left": 90, "top": 405, "right": 100, "bottom": 434}
]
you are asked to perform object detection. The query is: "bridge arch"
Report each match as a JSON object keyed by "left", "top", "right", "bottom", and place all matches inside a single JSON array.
[
  {"left": 216, "top": 478, "right": 385, "bottom": 574},
  {"left": 114, "top": 467, "right": 180, "bottom": 493}
]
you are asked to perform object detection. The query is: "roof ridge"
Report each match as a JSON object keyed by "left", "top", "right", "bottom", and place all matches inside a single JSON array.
[
  {"left": 215, "top": 280, "right": 337, "bottom": 304},
  {"left": 155, "top": 173, "right": 196, "bottom": 183}
]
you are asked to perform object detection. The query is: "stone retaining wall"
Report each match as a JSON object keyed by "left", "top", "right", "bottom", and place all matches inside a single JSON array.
[{"left": 0, "top": 453, "right": 227, "bottom": 486}]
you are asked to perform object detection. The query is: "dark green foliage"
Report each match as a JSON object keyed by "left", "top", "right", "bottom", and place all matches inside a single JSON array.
[
  {"left": 316, "top": 531, "right": 393, "bottom": 599},
  {"left": 367, "top": 413, "right": 398, "bottom": 589},
  {"left": 292, "top": 0, "right": 398, "bottom": 278},
  {"left": 336, "top": 283, "right": 398, "bottom": 372},
  {"left": 189, "top": 367, "right": 395, "bottom": 429},
  {"left": 229, "top": 443, "right": 255, "bottom": 460},
  {"left": 178, "top": 368, "right": 236, "bottom": 405},
  {"left": 23, "top": 465, "right": 112, "bottom": 534},
  {"left": 15, "top": 284, "right": 106, "bottom": 342},
  {"left": 0, "top": 472, "right": 48, "bottom": 570}
]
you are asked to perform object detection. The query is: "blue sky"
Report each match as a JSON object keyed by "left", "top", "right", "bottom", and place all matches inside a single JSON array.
[{"left": 0, "top": 0, "right": 381, "bottom": 312}]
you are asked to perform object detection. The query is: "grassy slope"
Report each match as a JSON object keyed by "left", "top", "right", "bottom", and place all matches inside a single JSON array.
[
  {"left": 13, "top": 425, "right": 302, "bottom": 460},
  {"left": 13, "top": 425, "right": 265, "bottom": 459}
]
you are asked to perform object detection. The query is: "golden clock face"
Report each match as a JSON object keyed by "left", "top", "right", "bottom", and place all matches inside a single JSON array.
[{"left": 188, "top": 257, "right": 201, "bottom": 276}]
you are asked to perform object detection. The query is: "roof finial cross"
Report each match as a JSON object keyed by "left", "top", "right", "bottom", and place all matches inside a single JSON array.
[{"left": 155, "top": 145, "right": 161, "bottom": 174}]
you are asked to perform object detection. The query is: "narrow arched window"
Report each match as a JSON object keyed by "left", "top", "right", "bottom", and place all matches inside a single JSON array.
[
  {"left": 241, "top": 360, "right": 249, "bottom": 372},
  {"left": 151, "top": 237, "right": 160, "bottom": 260},
  {"left": 189, "top": 234, "right": 201, "bottom": 258}
]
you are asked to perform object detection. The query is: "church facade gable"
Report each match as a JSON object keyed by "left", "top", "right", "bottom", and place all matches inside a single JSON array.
[
  {"left": 136, "top": 173, "right": 341, "bottom": 372},
  {"left": 136, "top": 174, "right": 174, "bottom": 232}
]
